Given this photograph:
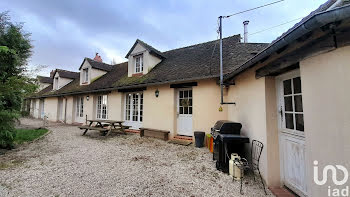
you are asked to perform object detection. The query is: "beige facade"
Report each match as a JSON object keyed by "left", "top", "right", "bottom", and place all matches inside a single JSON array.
[
  {"left": 227, "top": 66, "right": 280, "bottom": 186},
  {"left": 44, "top": 97, "right": 58, "bottom": 121},
  {"left": 300, "top": 46, "right": 350, "bottom": 197}
]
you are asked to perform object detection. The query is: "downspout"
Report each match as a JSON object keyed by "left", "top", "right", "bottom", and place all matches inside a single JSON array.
[{"left": 219, "top": 16, "right": 235, "bottom": 105}]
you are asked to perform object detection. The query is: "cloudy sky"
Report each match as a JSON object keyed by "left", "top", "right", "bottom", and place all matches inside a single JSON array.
[{"left": 1, "top": 0, "right": 322, "bottom": 76}]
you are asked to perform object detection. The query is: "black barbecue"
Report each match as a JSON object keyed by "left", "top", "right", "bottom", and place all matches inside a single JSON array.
[{"left": 211, "top": 120, "right": 249, "bottom": 173}]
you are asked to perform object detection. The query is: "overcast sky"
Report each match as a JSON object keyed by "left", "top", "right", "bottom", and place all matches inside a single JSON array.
[{"left": 1, "top": 0, "right": 323, "bottom": 76}]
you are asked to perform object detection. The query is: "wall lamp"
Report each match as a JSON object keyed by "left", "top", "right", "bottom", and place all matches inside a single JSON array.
[
  {"left": 86, "top": 95, "right": 90, "bottom": 101},
  {"left": 155, "top": 89, "right": 159, "bottom": 97}
]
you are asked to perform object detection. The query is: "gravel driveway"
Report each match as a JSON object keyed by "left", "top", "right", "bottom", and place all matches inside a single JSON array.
[{"left": 0, "top": 118, "right": 272, "bottom": 197}]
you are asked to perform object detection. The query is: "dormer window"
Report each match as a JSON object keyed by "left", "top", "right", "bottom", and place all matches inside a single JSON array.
[
  {"left": 135, "top": 55, "right": 143, "bottom": 73},
  {"left": 54, "top": 77, "right": 59, "bottom": 90},
  {"left": 83, "top": 68, "right": 89, "bottom": 83}
]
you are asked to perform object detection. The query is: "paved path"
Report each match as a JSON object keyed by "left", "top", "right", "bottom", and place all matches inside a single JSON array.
[{"left": 0, "top": 118, "right": 272, "bottom": 197}]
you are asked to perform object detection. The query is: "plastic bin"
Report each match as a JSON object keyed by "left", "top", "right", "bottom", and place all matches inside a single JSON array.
[{"left": 194, "top": 131, "right": 205, "bottom": 148}]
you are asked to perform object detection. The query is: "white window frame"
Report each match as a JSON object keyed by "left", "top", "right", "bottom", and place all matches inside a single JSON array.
[
  {"left": 276, "top": 70, "right": 304, "bottom": 137},
  {"left": 83, "top": 68, "right": 89, "bottom": 83},
  {"left": 134, "top": 55, "right": 143, "bottom": 73},
  {"left": 124, "top": 92, "right": 143, "bottom": 123},
  {"left": 96, "top": 95, "right": 108, "bottom": 119},
  {"left": 76, "top": 96, "right": 84, "bottom": 118}
]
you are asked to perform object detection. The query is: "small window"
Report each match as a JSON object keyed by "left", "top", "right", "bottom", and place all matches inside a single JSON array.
[
  {"left": 83, "top": 68, "right": 88, "bottom": 83},
  {"left": 134, "top": 55, "right": 143, "bottom": 73}
]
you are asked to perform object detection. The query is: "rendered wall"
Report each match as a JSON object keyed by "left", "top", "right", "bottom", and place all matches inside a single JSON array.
[
  {"left": 143, "top": 85, "right": 177, "bottom": 138},
  {"left": 108, "top": 91, "right": 123, "bottom": 121},
  {"left": 192, "top": 79, "right": 228, "bottom": 134},
  {"left": 227, "top": 67, "right": 280, "bottom": 186},
  {"left": 300, "top": 46, "right": 350, "bottom": 197},
  {"left": 44, "top": 97, "right": 58, "bottom": 121}
]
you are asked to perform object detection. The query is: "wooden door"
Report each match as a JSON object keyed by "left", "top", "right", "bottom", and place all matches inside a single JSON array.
[{"left": 277, "top": 70, "right": 307, "bottom": 196}]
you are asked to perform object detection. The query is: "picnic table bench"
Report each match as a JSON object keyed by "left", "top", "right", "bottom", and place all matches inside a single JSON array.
[{"left": 79, "top": 119, "right": 130, "bottom": 136}]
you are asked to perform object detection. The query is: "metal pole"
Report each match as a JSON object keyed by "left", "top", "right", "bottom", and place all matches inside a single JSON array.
[
  {"left": 219, "top": 16, "right": 235, "bottom": 105},
  {"left": 219, "top": 16, "right": 224, "bottom": 105}
]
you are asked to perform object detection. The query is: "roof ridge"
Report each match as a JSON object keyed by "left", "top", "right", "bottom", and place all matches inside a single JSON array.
[
  {"left": 56, "top": 68, "right": 79, "bottom": 74},
  {"left": 162, "top": 34, "right": 241, "bottom": 53},
  {"left": 86, "top": 57, "right": 113, "bottom": 66}
]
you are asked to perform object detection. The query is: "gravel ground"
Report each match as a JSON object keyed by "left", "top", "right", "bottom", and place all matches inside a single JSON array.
[{"left": 0, "top": 118, "right": 273, "bottom": 197}]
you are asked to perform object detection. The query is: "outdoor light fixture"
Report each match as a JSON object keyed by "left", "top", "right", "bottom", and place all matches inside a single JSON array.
[
  {"left": 155, "top": 89, "right": 159, "bottom": 97},
  {"left": 86, "top": 95, "right": 90, "bottom": 101}
]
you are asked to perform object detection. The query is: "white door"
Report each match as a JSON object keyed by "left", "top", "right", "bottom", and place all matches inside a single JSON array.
[
  {"left": 276, "top": 70, "right": 307, "bottom": 196},
  {"left": 177, "top": 89, "right": 193, "bottom": 136},
  {"left": 57, "top": 98, "right": 63, "bottom": 122},
  {"left": 124, "top": 92, "right": 143, "bottom": 129},
  {"left": 75, "top": 96, "right": 85, "bottom": 123}
]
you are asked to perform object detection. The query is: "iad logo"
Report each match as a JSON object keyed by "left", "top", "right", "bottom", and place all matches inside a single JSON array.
[{"left": 313, "top": 160, "right": 349, "bottom": 197}]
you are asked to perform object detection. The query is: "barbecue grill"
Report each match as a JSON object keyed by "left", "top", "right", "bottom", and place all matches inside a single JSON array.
[{"left": 211, "top": 120, "right": 249, "bottom": 173}]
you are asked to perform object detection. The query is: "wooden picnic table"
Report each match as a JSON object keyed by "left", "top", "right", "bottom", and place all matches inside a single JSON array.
[{"left": 79, "top": 119, "right": 130, "bottom": 136}]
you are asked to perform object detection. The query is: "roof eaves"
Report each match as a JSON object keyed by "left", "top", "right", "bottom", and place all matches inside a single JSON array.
[{"left": 224, "top": 3, "right": 350, "bottom": 81}]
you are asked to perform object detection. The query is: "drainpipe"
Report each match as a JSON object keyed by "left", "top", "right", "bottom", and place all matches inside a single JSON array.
[{"left": 219, "top": 16, "right": 235, "bottom": 105}]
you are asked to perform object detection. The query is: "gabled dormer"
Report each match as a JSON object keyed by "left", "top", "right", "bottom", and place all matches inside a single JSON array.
[
  {"left": 37, "top": 76, "right": 53, "bottom": 91},
  {"left": 52, "top": 69, "right": 79, "bottom": 90},
  {"left": 79, "top": 53, "right": 113, "bottom": 85},
  {"left": 125, "top": 39, "right": 165, "bottom": 77}
]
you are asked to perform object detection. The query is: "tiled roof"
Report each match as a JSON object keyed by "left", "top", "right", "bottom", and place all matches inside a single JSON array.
[
  {"left": 31, "top": 35, "right": 268, "bottom": 97},
  {"left": 125, "top": 39, "right": 166, "bottom": 59},
  {"left": 54, "top": 69, "right": 80, "bottom": 79},
  {"left": 80, "top": 58, "right": 113, "bottom": 72},
  {"left": 37, "top": 76, "right": 53, "bottom": 84}
]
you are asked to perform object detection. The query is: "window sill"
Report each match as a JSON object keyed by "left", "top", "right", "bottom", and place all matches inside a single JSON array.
[
  {"left": 81, "top": 82, "right": 89, "bottom": 85},
  {"left": 132, "top": 73, "right": 143, "bottom": 77}
]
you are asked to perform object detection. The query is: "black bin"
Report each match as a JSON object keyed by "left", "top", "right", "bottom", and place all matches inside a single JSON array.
[{"left": 194, "top": 131, "right": 205, "bottom": 148}]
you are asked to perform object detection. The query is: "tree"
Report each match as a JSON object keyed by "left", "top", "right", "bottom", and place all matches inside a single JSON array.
[{"left": 0, "top": 12, "right": 37, "bottom": 149}]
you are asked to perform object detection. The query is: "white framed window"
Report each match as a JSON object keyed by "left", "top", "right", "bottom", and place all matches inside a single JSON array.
[
  {"left": 54, "top": 77, "right": 59, "bottom": 89},
  {"left": 97, "top": 95, "right": 108, "bottom": 119},
  {"left": 76, "top": 96, "right": 84, "bottom": 118},
  {"left": 125, "top": 92, "right": 143, "bottom": 122},
  {"left": 134, "top": 55, "right": 143, "bottom": 73},
  {"left": 83, "top": 68, "right": 89, "bottom": 83}
]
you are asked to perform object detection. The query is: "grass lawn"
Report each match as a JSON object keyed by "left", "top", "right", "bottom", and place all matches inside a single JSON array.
[{"left": 14, "top": 128, "right": 49, "bottom": 145}]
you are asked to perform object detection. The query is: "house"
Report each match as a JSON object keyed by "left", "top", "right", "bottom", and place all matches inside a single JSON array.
[
  {"left": 28, "top": 35, "right": 267, "bottom": 139},
  {"left": 26, "top": 0, "right": 350, "bottom": 196},
  {"left": 222, "top": 1, "right": 350, "bottom": 196}
]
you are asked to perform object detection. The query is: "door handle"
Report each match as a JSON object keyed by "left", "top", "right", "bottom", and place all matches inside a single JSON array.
[{"left": 279, "top": 106, "right": 283, "bottom": 122}]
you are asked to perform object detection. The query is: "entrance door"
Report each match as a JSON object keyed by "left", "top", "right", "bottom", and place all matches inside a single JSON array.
[
  {"left": 75, "top": 96, "right": 84, "bottom": 123},
  {"left": 124, "top": 92, "right": 143, "bottom": 129},
  {"left": 276, "top": 70, "right": 307, "bottom": 196},
  {"left": 57, "top": 98, "right": 63, "bottom": 122},
  {"left": 177, "top": 89, "right": 193, "bottom": 136}
]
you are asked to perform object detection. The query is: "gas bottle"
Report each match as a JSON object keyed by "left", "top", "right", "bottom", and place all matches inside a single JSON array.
[{"left": 229, "top": 153, "right": 240, "bottom": 177}]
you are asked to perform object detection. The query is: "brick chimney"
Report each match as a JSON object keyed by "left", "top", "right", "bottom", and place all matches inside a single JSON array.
[
  {"left": 50, "top": 70, "right": 55, "bottom": 78},
  {"left": 93, "top": 53, "right": 103, "bottom": 62}
]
